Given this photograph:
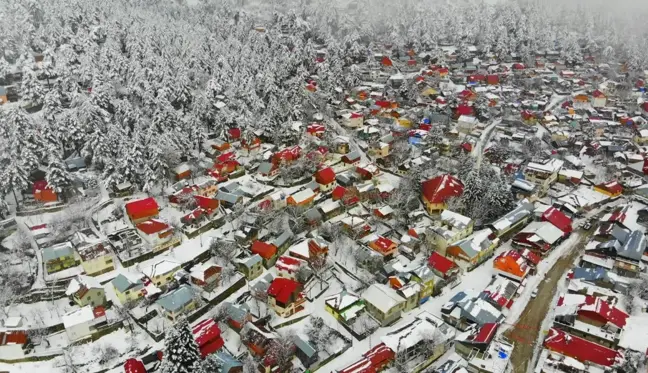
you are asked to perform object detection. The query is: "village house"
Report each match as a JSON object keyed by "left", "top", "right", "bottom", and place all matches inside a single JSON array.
[
  {"left": 366, "top": 235, "right": 398, "bottom": 258},
  {"left": 421, "top": 175, "right": 464, "bottom": 214},
  {"left": 542, "top": 328, "right": 622, "bottom": 370},
  {"left": 512, "top": 221, "right": 564, "bottom": 255},
  {"left": 235, "top": 255, "right": 264, "bottom": 280},
  {"left": 275, "top": 256, "right": 305, "bottom": 279},
  {"left": 480, "top": 275, "right": 520, "bottom": 310},
  {"left": 189, "top": 261, "right": 221, "bottom": 290},
  {"left": 288, "top": 237, "right": 329, "bottom": 262},
  {"left": 410, "top": 265, "right": 443, "bottom": 304},
  {"left": 141, "top": 259, "right": 181, "bottom": 288},
  {"left": 0, "top": 331, "right": 28, "bottom": 359},
  {"left": 42, "top": 242, "right": 78, "bottom": 274},
  {"left": 193, "top": 318, "right": 226, "bottom": 358},
  {"left": 428, "top": 210, "right": 474, "bottom": 255},
  {"left": 523, "top": 159, "right": 564, "bottom": 195},
  {"left": 111, "top": 273, "right": 145, "bottom": 305},
  {"left": 287, "top": 188, "right": 316, "bottom": 207},
  {"left": 493, "top": 250, "right": 530, "bottom": 282},
  {"left": 251, "top": 240, "right": 279, "bottom": 268},
  {"left": 588, "top": 229, "right": 646, "bottom": 277},
  {"left": 267, "top": 277, "right": 305, "bottom": 317},
  {"left": 441, "top": 290, "right": 504, "bottom": 331},
  {"left": 454, "top": 323, "right": 499, "bottom": 360},
  {"left": 446, "top": 229, "right": 499, "bottom": 270},
  {"left": 125, "top": 197, "right": 160, "bottom": 224},
  {"left": 427, "top": 252, "right": 461, "bottom": 281},
  {"left": 362, "top": 283, "right": 406, "bottom": 326},
  {"left": 324, "top": 290, "right": 366, "bottom": 324},
  {"left": 223, "top": 302, "right": 252, "bottom": 330},
  {"left": 77, "top": 241, "right": 115, "bottom": 276},
  {"left": 62, "top": 306, "right": 107, "bottom": 341},
  {"left": 65, "top": 275, "right": 106, "bottom": 308},
  {"left": 593, "top": 181, "right": 623, "bottom": 198},
  {"left": 313, "top": 167, "right": 337, "bottom": 192},
  {"left": 136, "top": 219, "right": 176, "bottom": 251},
  {"left": 488, "top": 200, "right": 535, "bottom": 238},
  {"left": 553, "top": 293, "right": 628, "bottom": 348},
  {"left": 156, "top": 285, "right": 197, "bottom": 321},
  {"left": 381, "top": 311, "right": 455, "bottom": 372}
]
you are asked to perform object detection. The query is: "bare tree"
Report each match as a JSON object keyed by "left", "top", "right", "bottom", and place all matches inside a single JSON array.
[
  {"left": 265, "top": 334, "right": 295, "bottom": 372},
  {"left": 209, "top": 238, "right": 239, "bottom": 266}
]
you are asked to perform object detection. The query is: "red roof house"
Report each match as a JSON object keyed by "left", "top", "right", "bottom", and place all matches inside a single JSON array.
[
  {"left": 421, "top": 174, "right": 464, "bottom": 213},
  {"left": 541, "top": 207, "right": 573, "bottom": 235},
  {"left": 381, "top": 56, "right": 393, "bottom": 67},
  {"left": 314, "top": 167, "right": 337, "bottom": 190},
  {"left": 195, "top": 195, "right": 219, "bottom": 210},
  {"left": 594, "top": 181, "right": 623, "bottom": 197},
  {"left": 557, "top": 295, "right": 628, "bottom": 329},
  {"left": 124, "top": 358, "right": 147, "bottom": 373},
  {"left": 368, "top": 236, "right": 398, "bottom": 257},
  {"left": 125, "top": 197, "right": 160, "bottom": 223},
  {"left": 456, "top": 104, "right": 474, "bottom": 117},
  {"left": 486, "top": 74, "right": 500, "bottom": 85},
  {"left": 228, "top": 128, "right": 241, "bottom": 140},
  {"left": 428, "top": 252, "right": 459, "bottom": 279},
  {"left": 251, "top": 240, "right": 278, "bottom": 263},
  {"left": 192, "top": 318, "right": 225, "bottom": 358},
  {"left": 512, "top": 63, "right": 525, "bottom": 70},
  {"left": 267, "top": 277, "right": 305, "bottom": 317},
  {"left": 543, "top": 328, "right": 622, "bottom": 367},
  {"left": 519, "top": 248, "right": 541, "bottom": 267}
]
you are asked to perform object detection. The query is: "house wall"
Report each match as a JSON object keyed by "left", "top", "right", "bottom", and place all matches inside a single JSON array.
[
  {"left": 319, "top": 181, "right": 337, "bottom": 192},
  {"left": 115, "top": 286, "right": 144, "bottom": 305},
  {"left": 164, "top": 300, "right": 197, "bottom": 321},
  {"left": 151, "top": 268, "right": 180, "bottom": 287},
  {"left": 82, "top": 255, "right": 115, "bottom": 276},
  {"left": 66, "top": 322, "right": 92, "bottom": 341},
  {"left": 424, "top": 200, "right": 447, "bottom": 214},
  {"left": 364, "top": 301, "right": 403, "bottom": 326},
  {"left": 0, "top": 343, "right": 24, "bottom": 359},
  {"left": 75, "top": 289, "right": 106, "bottom": 308}
]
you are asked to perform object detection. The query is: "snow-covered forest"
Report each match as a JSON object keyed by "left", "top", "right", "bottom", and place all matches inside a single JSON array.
[{"left": 1, "top": 0, "right": 648, "bottom": 196}]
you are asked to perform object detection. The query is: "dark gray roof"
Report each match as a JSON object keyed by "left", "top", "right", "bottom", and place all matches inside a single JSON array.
[
  {"left": 216, "top": 191, "right": 240, "bottom": 204},
  {"left": 271, "top": 230, "right": 293, "bottom": 248},
  {"left": 224, "top": 301, "right": 250, "bottom": 323},
  {"left": 293, "top": 335, "right": 317, "bottom": 357},
  {"left": 618, "top": 230, "right": 646, "bottom": 261},
  {"left": 258, "top": 162, "right": 274, "bottom": 174}
]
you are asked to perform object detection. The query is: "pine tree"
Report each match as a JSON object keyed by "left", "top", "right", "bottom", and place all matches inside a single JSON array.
[
  {"left": 46, "top": 150, "right": 73, "bottom": 196},
  {"left": 20, "top": 64, "right": 44, "bottom": 106},
  {"left": 160, "top": 318, "right": 203, "bottom": 373}
]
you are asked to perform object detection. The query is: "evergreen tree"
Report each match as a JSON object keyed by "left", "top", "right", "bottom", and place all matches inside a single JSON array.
[
  {"left": 45, "top": 149, "right": 73, "bottom": 196},
  {"left": 20, "top": 64, "right": 44, "bottom": 106},
  {"left": 160, "top": 318, "right": 203, "bottom": 373}
]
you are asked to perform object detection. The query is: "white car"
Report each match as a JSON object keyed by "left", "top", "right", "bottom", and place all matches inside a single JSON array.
[{"left": 531, "top": 288, "right": 538, "bottom": 299}]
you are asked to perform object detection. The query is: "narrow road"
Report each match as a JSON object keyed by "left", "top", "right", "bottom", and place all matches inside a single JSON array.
[
  {"left": 473, "top": 119, "right": 500, "bottom": 169},
  {"left": 505, "top": 230, "right": 593, "bottom": 373}
]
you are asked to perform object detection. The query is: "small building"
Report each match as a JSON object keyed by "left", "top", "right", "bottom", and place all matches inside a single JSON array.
[
  {"left": 125, "top": 197, "right": 160, "bottom": 224},
  {"left": 156, "top": 285, "right": 197, "bottom": 321},
  {"left": 488, "top": 200, "right": 534, "bottom": 238},
  {"left": 0, "top": 331, "right": 28, "bottom": 359},
  {"left": 42, "top": 242, "right": 77, "bottom": 274},
  {"left": 136, "top": 219, "right": 175, "bottom": 247},
  {"left": 111, "top": 273, "right": 144, "bottom": 305},
  {"left": 362, "top": 283, "right": 406, "bottom": 326},
  {"left": 341, "top": 112, "right": 364, "bottom": 128},
  {"left": 193, "top": 318, "right": 225, "bottom": 358},
  {"left": 594, "top": 181, "right": 623, "bottom": 198},
  {"left": 457, "top": 115, "right": 479, "bottom": 133},
  {"left": 65, "top": 275, "right": 106, "bottom": 308},
  {"left": 251, "top": 240, "right": 279, "bottom": 268},
  {"left": 446, "top": 229, "right": 499, "bottom": 270},
  {"left": 287, "top": 189, "right": 316, "bottom": 207},
  {"left": 427, "top": 252, "right": 460, "bottom": 280},
  {"left": 591, "top": 89, "right": 607, "bottom": 108},
  {"left": 189, "top": 261, "right": 221, "bottom": 289},
  {"left": 523, "top": 159, "right": 564, "bottom": 194},
  {"left": 428, "top": 210, "right": 474, "bottom": 255},
  {"left": 543, "top": 328, "right": 622, "bottom": 369},
  {"left": 367, "top": 235, "right": 398, "bottom": 258},
  {"left": 141, "top": 259, "right": 181, "bottom": 288},
  {"left": 324, "top": 290, "right": 366, "bottom": 324},
  {"left": 267, "top": 277, "right": 305, "bottom": 317},
  {"left": 493, "top": 250, "right": 530, "bottom": 282},
  {"left": 209, "top": 352, "right": 243, "bottom": 373},
  {"left": 293, "top": 335, "right": 318, "bottom": 368},
  {"left": 381, "top": 311, "right": 455, "bottom": 372},
  {"left": 173, "top": 163, "right": 192, "bottom": 180},
  {"left": 314, "top": 167, "right": 337, "bottom": 192},
  {"left": 77, "top": 241, "right": 115, "bottom": 276},
  {"left": 62, "top": 306, "right": 107, "bottom": 341},
  {"left": 0, "top": 87, "right": 7, "bottom": 105},
  {"left": 441, "top": 290, "right": 504, "bottom": 331},
  {"left": 235, "top": 255, "right": 264, "bottom": 280},
  {"left": 512, "top": 221, "right": 563, "bottom": 255}
]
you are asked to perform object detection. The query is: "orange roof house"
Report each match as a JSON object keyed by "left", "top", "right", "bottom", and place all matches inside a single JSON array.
[
  {"left": 594, "top": 181, "right": 623, "bottom": 198},
  {"left": 574, "top": 94, "right": 589, "bottom": 103},
  {"left": 125, "top": 197, "right": 160, "bottom": 223},
  {"left": 251, "top": 240, "right": 278, "bottom": 268},
  {"left": 493, "top": 250, "right": 530, "bottom": 282},
  {"left": 368, "top": 236, "right": 398, "bottom": 257}
]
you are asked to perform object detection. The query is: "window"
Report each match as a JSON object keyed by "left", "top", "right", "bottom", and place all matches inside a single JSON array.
[
  {"left": 157, "top": 282, "right": 161, "bottom": 285},
  {"left": 97, "top": 292, "right": 101, "bottom": 296},
  {"left": 91, "top": 301, "right": 95, "bottom": 307},
  {"left": 106, "top": 259, "right": 113, "bottom": 264},
  {"left": 126, "top": 290, "right": 130, "bottom": 295},
  {"left": 86, "top": 296, "right": 91, "bottom": 301}
]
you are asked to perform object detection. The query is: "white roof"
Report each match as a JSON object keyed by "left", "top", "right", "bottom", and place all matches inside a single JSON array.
[
  {"left": 65, "top": 275, "right": 102, "bottom": 296},
  {"left": 381, "top": 311, "right": 453, "bottom": 352},
  {"left": 441, "top": 210, "right": 472, "bottom": 229},
  {"left": 190, "top": 260, "right": 218, "bottom": 281},
  {"left": 288, "top": 239, "right": 311, "bottom": 259},
  {"left": 4, "top": 316, "right": 22, "bottom": 328},
  {"left": 325, "top": 291, "right": 360, "bottom": 311},
  {"left": 62, "top": 306, "right": 96, "bottom": 328},
  {"left": 174, "top": 163, "right": 191, "bottom": 174},
  {"left": 141, "top": 259, "right": 181, "bottom": 278},
  {"left": 362, "top": 283, "right": 405, "bottom": 313},
  {"left": 526, "top": 159, "right": 564, "bottom": 173},
  {"left": 319, "top": 199, "right": 342, "bottom": 214},
  {"left": 521, "top": 221, "right": 563, "bottom": 244},
  {"left": 559, "top": 169, "right": 584, "bottom": 179},
  {"left": 290, "top": 189, "right": 315, "bottom": 203},
  {"left": 458, "top": 115, "right": 479, "bottom": 124},
  {"left": 619, "top": 315, "right": 648, "bottom": 352}
]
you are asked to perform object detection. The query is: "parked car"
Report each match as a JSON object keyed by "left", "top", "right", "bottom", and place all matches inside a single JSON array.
[{"left": 531, "top": 288, "right": 538, "bottom": 299}]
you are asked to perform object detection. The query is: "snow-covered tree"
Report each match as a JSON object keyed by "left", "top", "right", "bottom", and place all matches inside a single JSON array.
[
  {"left": 21, "top": 64, "right": 44, "bottom": 106},
  {"left": 160, "top": 318, "right": 203, "bottom": 373}
]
